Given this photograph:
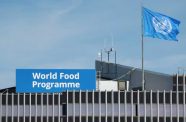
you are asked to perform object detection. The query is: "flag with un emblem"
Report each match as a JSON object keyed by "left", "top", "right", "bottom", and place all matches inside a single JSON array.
[{"left": 143, "top": 7, "right": 180, "bottom": 41}]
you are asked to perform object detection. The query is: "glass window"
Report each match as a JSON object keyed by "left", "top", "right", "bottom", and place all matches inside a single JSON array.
[
  {"left": 25, "top": 94, "right": 30, "bottom": 105},
  {"left": 120, "top": 92, "right": 124, "bottom": 103},
  {"left": 159, "top": 117, "right": 164, "bottom": 122},
  {"left": 146, "top": 92, "right": 150, "bottom": 103},
  {"left": 88, "top": 117, "right": 92, "bottom": 122},
  {"left": 2, "top": 94, "right": 6, "bottom": 105},
  {"left": 114, "top": 117, "right": 118, "bottom": 122},
  {"left": 75, "top": 117, "right": 80, "bottom": 122},
  {"left": 159, "top": 92, "right": 163, "bottom": 103},
  {"left": 114, "top": 92, "right": 118, "bottom": 103},
  {"left": 14, "top": 94, "right": 18, "bottom": 105},
  {"left": 127, "top": 92, "right": 131, "bottom": 103},
  {"left": 133, "top": 92, "right": 137, "bottom": 103},
  {"left": 179, "top": 92, "right": 183, "bottom": 104},
  {"left": 107, "top": 117, "right": 112, "bottom": 122},
  {"left": 101, "top": 92, "right": 105, "bottom": 103},
  {"left": 8, "top": 94, "right": 12, "bottom": 105},
  {"left": 75, "top": 92, "right": 79, "bottom": 103},
  {"left": 172, "top": 92, "right": 177, "bottom": 103},
  {"left": 37, "top": 94, "right": 41, "bottom": 105},
  {"left": 48, "top": 94, "right": 53, "bottom": 105},
  {"left": 88, "top": 92, "right": 92, "bottom": 103},
  {"left": 19, "top": 94, "right": 24, "bottom": 105},
  {"left": 81, "top": 116, "right": 86, "bottom": 122},
  {"left": 68, "top": 92, "right": 73, "bottom": 103},
  {"left": 94, "top": 92, "right": 99, "bottom": 103},
  {"left": 30, "top": 94, "right": 35, "bottom": 105},
  {"left": 152, "top": 92, "right": 157, "bottom": 103},
  {"left": 120, "top": 117, "right": 124, "bottom": 122},
  {"left": 165, "top": 92, "right": 170, "bottom": 104},
  {"left": 54, "top": 94, "right": 58, "bottom": 105},
  {"left": 81, "top": 92, "right": 86, "bottom": 103},
  {"left": 107, "top": 92, "right": 112, "bottom": 103},
  {"left": 139, "top": 92, "right": 144, "bottom": 103},
  {"left": 166, "top": 117, "right": 170, "bottom": 122},
  {"left": 61, "top": 92, "right": 67, "bottom": 103},
  {"left": 101, "top": 117, "right": 105, "bottom": 122},
  {"left": 43, "top": 94, "right": 47, "bottom": 105}
]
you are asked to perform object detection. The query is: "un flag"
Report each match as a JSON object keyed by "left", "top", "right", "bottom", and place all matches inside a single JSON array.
[{"left": 143, "top": 7, "right": 180, "bottom": 41}]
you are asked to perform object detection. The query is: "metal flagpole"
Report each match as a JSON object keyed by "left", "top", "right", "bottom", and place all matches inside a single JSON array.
[
  {"left": 141, "top": 3, "right": 145, "bottom": 91},
  {"left": 142, "top": 30, "right": 144, "bottom": 91}
]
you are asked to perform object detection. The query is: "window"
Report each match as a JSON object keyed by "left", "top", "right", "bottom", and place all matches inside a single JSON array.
[
  {"left": 107, "top": 92, "right": 112, "bottom": 103},
  {"left": 140, "top": 92, "right": 144, "bottom": 103},
  {"left": 101, "top": 117, "right": 105, "bottom": 122},
  {"left": 61, "top": 92, "right": 67, "bottom": 103},
  {"left": 152, "top": 92, "right": 157, "bottom": 103},
  {"left": 54, "top": 94, "right": 58, "bottom": 105},
  {"left": 75, "top": 117, "right": 80, "bottom": 122},
  {"left": 94, "top": 92, "right": 99, "bottom": 103},
  {"left": 8, "top": 94, "right": 12, "bottom": 105},
  {"left": 127, "top": 117, "right": 131, "bottom": 122},
  {"left": 14, "top": 94, "right": 18, "bottom": 105},
  {"left": 107, "top": 117, "right": 112, "bottom": 122},
  {"left": 82, "top": 117, "right": 87, "bottom": 122},
  {"left": 140, "top": 117, "right": 145, "bottom": 122},
  {"left": 172, "top": 92, "right": 177, "bottom": 103},
  {"left": 43, "top": 94, "right": 47, "bottom": 105},
  {"left": 75, "top": 92, "right": 79, "bottom": 103},
  {"left": 19, "top": 94, "right": 24, "bottom": 105},
  {"left": 159, "top": 117, "right": 164, "bottom": 122},
  {"left": 68, "top": 117, "right": 73, "bottom": 122},
  {"left": 88, "top": 117, "right": 92, "bottom": 122},
  {"left": 31, "top": 94, "right": 35, "bottom": 105},
  {"left": 101, "top": 92, "right": 105, "bottom": 103},
  {"left": 81, "top": 92, "right": 86, "bottom": 103},
  {"left": 146, "top": 92, "right": 150, "bottom": 103},
  {"left": 127, "top": 92, "right": 131, "bottom": 103},
  {"left": 114, "top": 117, "right": 118, "bottom": 122},
  {"left": 88, "top": 92, "right": 92, "bottom": 103},
  {"left": 120, "top": 92, "right": 124, "bottom": 103},
  {"left": 114, "top": 92, "right": 118, "bottom": 103},
  {"left": 25, "top": 94, "right": 30, "bottom": 105},
  {"left": 166, "top": 117, "right": 170, "bottom": 122},
  {"left": 120, "top": 117, "right": 124, "bottom": 122},
  {"left": 179, "top": 92, "right": 183, "bottom": 104},
  {"left": 49, "top": 94, "right": 53, "bottom": 105},
  {"left": 159, "top": 92, "right": 163, "bottom": 103},
  {"left": 165, "top": 92, "right": 170, "bottom": 103},
  {"left": 133, "top": 92, "right": 137, "bottom": 103},
  {"left": 68, "top": 92, "right": 73, "bottom": 103},
  {"left": 37, "top": 94, "right": 41, "bottom": 105}
]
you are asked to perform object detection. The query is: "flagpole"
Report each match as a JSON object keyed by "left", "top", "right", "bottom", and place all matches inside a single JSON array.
[
  {"left": 141, "top": 4, "right": 145, "bottom": 91},
  {"left": 142, "top": 31, "right": 145, "bottom": 91}
]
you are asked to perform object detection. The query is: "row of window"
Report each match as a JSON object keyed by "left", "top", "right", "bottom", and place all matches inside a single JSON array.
[
  {"left": 173, "top": 76, "right": 186, "bottom": 85},
  {"left": 173, "top": 85, "right": 186, "bottom": 91},
  {"left": 1, "top": 92, "right": 186, "bottom": 105},
  {"left": 1, "top": 116, "right": 185, "bottom": 122}
]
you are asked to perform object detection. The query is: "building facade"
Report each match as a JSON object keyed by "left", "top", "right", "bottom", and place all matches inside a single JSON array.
[
  {"left": 0, "top": 61, "right": 186, "bottom": 122},
  {"left": 0, "top": 90, "right": 186, "bottom": 122}
]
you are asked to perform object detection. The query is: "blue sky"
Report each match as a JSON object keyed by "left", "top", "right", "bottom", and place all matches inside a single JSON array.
[{"left": 0, "top": 0, "right": 185, "bottom": 88}]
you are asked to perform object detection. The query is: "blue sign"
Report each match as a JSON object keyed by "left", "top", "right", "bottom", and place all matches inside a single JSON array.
[{"left": 16, "top": 69, "right": 96, "bottom": 93}]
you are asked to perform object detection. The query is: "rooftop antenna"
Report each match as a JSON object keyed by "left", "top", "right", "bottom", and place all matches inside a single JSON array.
[
  {"left": 103, "top": 34, "right": 115, "bottom": 63},
  {"left": 97, "top": 34, "right": 117, "bottom": 77}
]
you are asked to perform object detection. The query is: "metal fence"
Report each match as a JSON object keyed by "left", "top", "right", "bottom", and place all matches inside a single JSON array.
[{"left": 0, "top": 90, "right": 186, "bottom": 122}]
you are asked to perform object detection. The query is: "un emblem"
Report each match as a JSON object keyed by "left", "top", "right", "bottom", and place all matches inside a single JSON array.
[{"left": 152, "top": 16, "right": 172, "bottom": 35}]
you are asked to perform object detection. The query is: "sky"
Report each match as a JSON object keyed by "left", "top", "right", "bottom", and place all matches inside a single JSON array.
[{"left": 0, "top": 0, "right": 186, "bottom": 89}]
